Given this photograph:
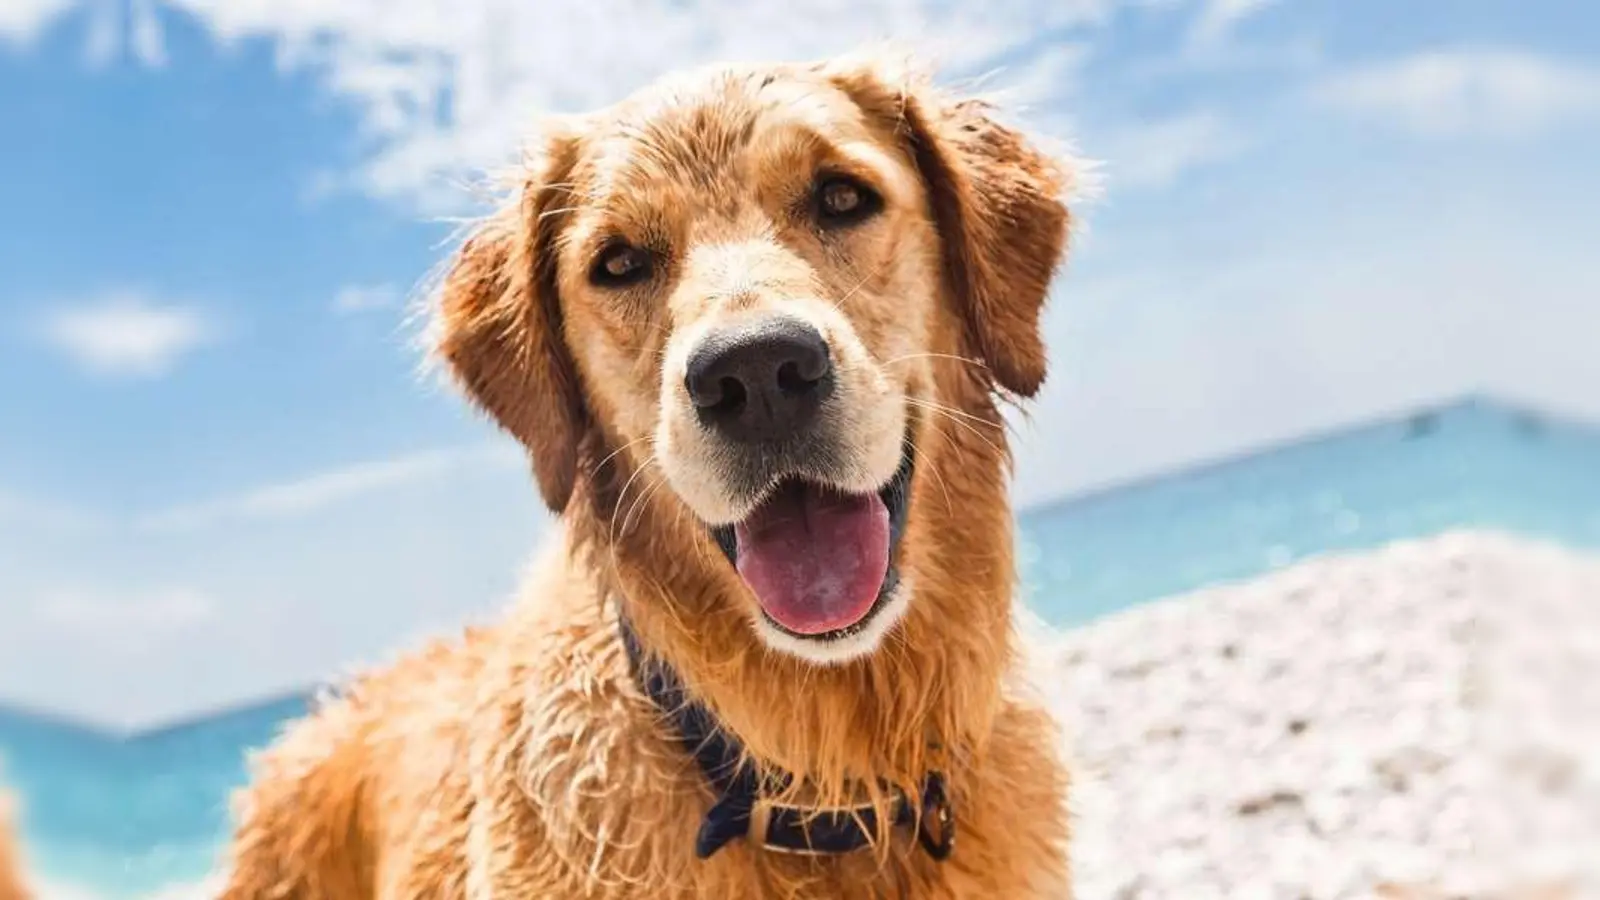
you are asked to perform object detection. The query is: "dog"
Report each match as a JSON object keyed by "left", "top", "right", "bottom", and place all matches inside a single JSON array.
[
  {"left": 220, "top": 49, "right": 1079, "bottom": 899},
  {"left": 0, "top": 789, "right": 28, "bottom": 900}
]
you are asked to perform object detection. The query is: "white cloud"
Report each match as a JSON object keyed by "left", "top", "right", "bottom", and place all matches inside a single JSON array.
[
  {"left": 130, "top": 0, "right": 167, "bottom": 66},
  {"left": 1092, "top": 110, "right": 1247, "bottom": 189},
  {"left": 0, "top": 438, "right": 543, "bottom": 725},
  {"left": 333, "top": 282, "right": 400, "bottom": 314},
  {"left": 144, "top": 0, "right": 1124, "bottom": 208},
  {"left": 1114, "top": 0, "right": 1314, "bottom": 82},
  {"left": 31, "top": 0, "right": 169, "bottom": 67},
  {"left": 2, "top": 443, "right": 522, "bottom": 540},
  {"left": 0, "top": 0, "right": 75, "bottom": 47},
  {"left": 1312, "top": 48, "right": 1600, "bottom": 139},
  {"left": 32, "top": 585, "right": 217, "bottom": 649},
  {"left": 998, "top": 41, "right": 1093, "bottom": 113},
  {"left": 135, "top": 442, "right": 521, "bottom": 532},
  {"left": 1189, "top": 0, "right": 1278, "bottom": 47},
  {"left": 40, "top": 293, "right": 214, "bottom": 378},
  {"left": 5, "top": 0, "right": 1280, "bottom": 208},
  {"left": 82, "top": 0, "right": 117, "bottom": 67}
]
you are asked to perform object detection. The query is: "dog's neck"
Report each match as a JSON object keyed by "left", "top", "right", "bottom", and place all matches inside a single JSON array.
[{"left": 615, "top": 609, "right": 958, "bottom": 859}]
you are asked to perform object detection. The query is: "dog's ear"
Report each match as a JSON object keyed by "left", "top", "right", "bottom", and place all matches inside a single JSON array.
[
  {"left": 828, "top": 57, "right": 1073, "bottom": 398},
  {"left": 434, "top": 132, "right": 587, "bottom": 513}
]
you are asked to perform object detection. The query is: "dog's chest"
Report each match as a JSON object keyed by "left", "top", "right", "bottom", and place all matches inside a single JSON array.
[{"left": 460, "top": 708, "right": 1069, "bottom": 899}]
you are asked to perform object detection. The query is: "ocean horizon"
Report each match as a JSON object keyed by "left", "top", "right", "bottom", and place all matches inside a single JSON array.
[{"left": 6, "top": 395, "right": 1599, "bottom": 898}]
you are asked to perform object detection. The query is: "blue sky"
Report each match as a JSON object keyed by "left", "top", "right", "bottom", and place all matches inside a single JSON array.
[{"left": 0, "top": 0, "right": 1596, "bottom": 727}]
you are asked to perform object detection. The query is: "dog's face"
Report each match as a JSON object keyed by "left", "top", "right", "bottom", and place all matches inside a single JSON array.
[{"left": 435, "top": 54, "right": 1071, "bottom": 666}]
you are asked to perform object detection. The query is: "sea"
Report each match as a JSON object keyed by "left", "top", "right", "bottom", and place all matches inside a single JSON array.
[{"left": 4, "top": 396, "right": 1598, "bottom": 898}]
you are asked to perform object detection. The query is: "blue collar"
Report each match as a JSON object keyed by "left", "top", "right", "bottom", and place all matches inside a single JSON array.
[{"left": 617, "top": 615, "right": 955, "bottom": 861}]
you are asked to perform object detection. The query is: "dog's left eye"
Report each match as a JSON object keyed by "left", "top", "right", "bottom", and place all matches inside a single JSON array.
[
  {"left": 813, "top": 174, "right": 882, "bottom": 227},
  {"left": 589, "top": 242, "right": 653, "bottom": 288}
]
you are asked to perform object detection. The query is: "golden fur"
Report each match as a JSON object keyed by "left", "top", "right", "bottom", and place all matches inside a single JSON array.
[
  {"left": 0, "top": 790, "right": 28, "bottom": 900},
  {"left": 220, "top": 49, "right": 1077, "bottom": 899}
]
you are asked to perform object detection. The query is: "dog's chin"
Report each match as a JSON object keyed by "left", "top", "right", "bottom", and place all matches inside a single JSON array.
[{"left": 706, "top": 442, "right": 915, "bottom": 664}]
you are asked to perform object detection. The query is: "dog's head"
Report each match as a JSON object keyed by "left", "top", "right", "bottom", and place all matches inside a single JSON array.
[{"left": 434, "top": 52, "right": 1072, "bottom": 668}]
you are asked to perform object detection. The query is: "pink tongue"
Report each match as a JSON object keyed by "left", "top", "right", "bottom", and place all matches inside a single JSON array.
[{"left": 734, "top": 482, "right": 890, "bottom": 635}]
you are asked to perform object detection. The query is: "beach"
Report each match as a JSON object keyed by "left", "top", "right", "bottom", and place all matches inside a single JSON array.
[{"left": 1050, "top": 531, "right": 1600, "bottom": 900}]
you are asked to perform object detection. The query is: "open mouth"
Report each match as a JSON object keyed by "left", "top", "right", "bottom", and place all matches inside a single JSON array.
[{"left": 710, "top": 442, "right": 914, "bottom": 642}]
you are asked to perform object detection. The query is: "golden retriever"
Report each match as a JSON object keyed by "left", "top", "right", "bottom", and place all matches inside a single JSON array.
[
  {"left": 220, "top": 48, "right": 1078, "bottom": 899},
  {"left": 0, "top": 789, "right": 27, "bottom": 900}
]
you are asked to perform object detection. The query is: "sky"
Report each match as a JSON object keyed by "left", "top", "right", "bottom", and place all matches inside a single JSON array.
[{"left": 0, "top": 0, "right": 1596, "bottom": 728}]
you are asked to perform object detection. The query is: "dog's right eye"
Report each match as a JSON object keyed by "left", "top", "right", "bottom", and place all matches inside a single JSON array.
[{"left": 589, "top": 242, "right": 653, "bottom": 288}]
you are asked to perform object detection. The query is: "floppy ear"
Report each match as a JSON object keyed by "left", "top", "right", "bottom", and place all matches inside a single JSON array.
[
  {"left": 830, "top": 59, "right": 1073, "bottom": 398},
  {"left": 434, "top": 134, "right": 588, "bottom": 513}
]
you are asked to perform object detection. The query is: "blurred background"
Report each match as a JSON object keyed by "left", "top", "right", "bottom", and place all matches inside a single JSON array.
[{"left": 0, "top": 1, "right": 1595, "bottom": 898}]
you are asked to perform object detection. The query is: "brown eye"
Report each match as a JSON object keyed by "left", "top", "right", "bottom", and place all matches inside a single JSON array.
[
  {"left": 589, "top": 241, "right": 653, "bottom": 287},
  {"left": 821, "top": 180, "right": 861, "bottom": 215},
  {"left": 814, "top": 174, "right": 881, "bottom": 226}
]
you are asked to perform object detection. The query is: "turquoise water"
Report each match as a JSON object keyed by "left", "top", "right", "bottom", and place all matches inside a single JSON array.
[
  {"left": 0, "top": 697, "right": 309, "bottom": 895},
  {"left": 4, "top": 397, "right": 1598, "bottom": 897},
  {"left": 1017, "top": 396, "right": 1600, "bottom": 619}
]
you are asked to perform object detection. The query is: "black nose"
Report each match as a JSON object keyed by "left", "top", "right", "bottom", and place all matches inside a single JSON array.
[{"left": 684, "top": 318, "right": 833, "bottom": 444}]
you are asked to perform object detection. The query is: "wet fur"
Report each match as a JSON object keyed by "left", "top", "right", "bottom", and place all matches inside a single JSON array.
[
  {"left": 220, "top": 50, "right": 1077, "bottom": 899},
  {"left": 0, "top": 790, "right": 28, "bottom": 900}
]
